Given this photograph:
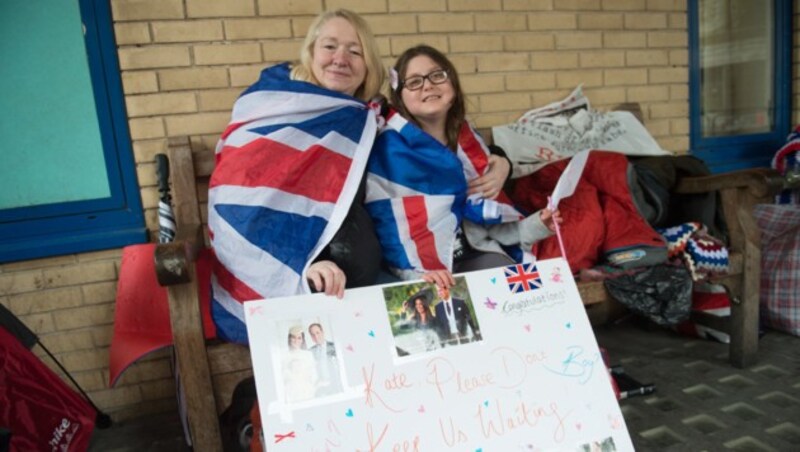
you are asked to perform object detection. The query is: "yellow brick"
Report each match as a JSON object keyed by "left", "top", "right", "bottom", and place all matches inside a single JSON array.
[
  {"left": 388, "top": 0, "right": 446, "bottom": 11},
  {"left": 186, "top": 0, "right": 255, "bottom": 18},
  {"left": 476, "top": 53, "right": 529, "bottom": 72},
  {"left": 151, "top": 20, "right": 224, "bottom": 43},
  {"left": 604, "top": 68, "right": 648, "bottom": 86},
  {"left": 83, "top": 281, "right": 120, "bottom": 305},
  {"left": 582, "top": 87, "right": 626, "bottom": 106},
  {"left": 579, "top": 50, "right": 625, "bottom": 68},
  {"left": 555, "top": 32, "right": 603, "bottom": 50},
  {"left": 602, "top": 0, "right": 646, "bottom": 10},
  {"left": 118, "top": 46, "right": 191, "bottom": 70},
  {"left": 92, "top": 326, "right": 114, "bottom": 347},
  {"left": 121, "top": 71, "right": 158, "bottom": 94},
  {"left": 115, "top": 359, "right": 173, "bottom": 385},
  {"left": 292, "top": 17, "right": 316, "bottom": 37},
  {"left": 506, "top": 72, "right": 557, "bottom": 91},
  {"left": 668, "top": 12, "right": 686, "bottom": 29},
  {"left": 503, "top": 0, "right": 553, "bottom": 10},
  {"left": 0, "top": 271, "right": 44, "bottom": 296},
  {"left": 128, "top": 117, "right": 165, "bottom": 140},
  {"left": 603, "top": 31, "right": 647, "bottom": 48},
  {"left": 448, "top": 54, "right": 477, "bottom": 74},
  {"left": 8, "top": 287, "right": 83, "bottom": 315},
  {"left": 419, "top": 14, "right": 474, "bottom": 33},
  {"left": 114, "top": 22, "right": 151, "bottom": 45},
  {"left": 111, "top": 0, "right": 183, "bottom": 21},
  {"left": 223, "top": 18, "right": 293, "bottom": 40},
  {"left": 140, "top": 379, "right": 178, "bottom": 400},
  {"left": 391, "top": 36, "right": 449, "bottom": 56},
  {"left": 471, "top": 112, "right": 516, "bottom": 129},
  {"left": 76, "top": 250, "right": 122, "bottom": 263},
  {"left": 165, "top": 112, "right": 231, "bottom": 136},
  {"left": 642, "top": 118, "right": 671, "bottom": 136},
  {"left": 198, "top": 88, "right": 242, "bottom": 112},
  {"left": 646, "top": 0, "right": 686, "bottom": 11},
  {"left": 262, "top": 40, "right": 304, "bottom": 63},
  {"left": 55, "top": 304, "right": 115, "bottom": 331},
  {"left": 159, "top": 67, "right": 230, "bottom": 90},
  {"left": 461, "top": 74, "right": 505, "bottom": 94},
  {"left": 365, "top": 14, "right": 418, "bottom": 36},
  {"left": 38, "top": 330, "right": 95, "bottom": 354},
  {"left": 259, "top": 0, "right": 322, "bottom": 16},
  {"left": 73, "top": 370, "right": 107, "bottom": 392},
  {"left": 555, "top": 70, "right": 603, "bottom": 88},
  {"left": 649, "top": 100, "right": 688, "bottom": 118},
  {"left": 577, "top": 13, "right": 623, "bottom": 29},
  {"left": 671, "top": 117, "right": 689, "bottom": 135},
  {"left": 627, "top": 85, "right": 670, "bottom": 102},
  {"left": 230, "top": 64, "right": 269, "bottom": 87},
  {"left": 43, "top": 262, "right": 117, "bottom": 288},
  {"left": 140, "top": 186, "right": 159, "bottom": 210},
  {"left": 626, "top": 49, "right": 669, "bottom": 66},
  {"left": 624, "top": 12, "right": 668, "bottom": 29},
  {"left": 376, "top": 37, "right": 391, "bottom": 57},
  {"left": 532, "top": 89, "right": 573, "bottom": 108},
  {"left": 327, "top": 0, "right": 388, "bottom": 13},
  {"left": 554, "top": 0, "right": 601, "bottom": 10},
  {"left": 136, "top": 163, "right": 156, "bottom": 187},
  {"left": 670, "top": 84, "right": 688, "bottom": 100},
  {"left": 503, "top": 33, "right": 554, "bottom": 52},
  {"left": 449, "top": 34, "right": 503, "bottom": 53},
  {"left": 475, "top": 13, "right": 527, "bottom": 32},
  {"left": 2, "top": 254, "right": 78, "bottom": 272},
  {"left": 527, "top": 12, "right": 576, "bottom": 30},
  {"left": 126, "top": 92, "right": 198, "bottom": 117},
  {"left": 669, "top": 49, "right": 688, "bottom": 65},
  {"left": 449, "top": 0, "right": 501, "bottom": 11},
  {"left": 649, "top": 67, "right": 686, "bottom": 84},
  {"left": 531, "top": 51, "right": 579, "bottom": 70},
  {"left": 131, "top": 139, "right": 168, "bottom": 164},
  {"left": 194, "top": 43, "right": 262, "bottom": 65},
  {"left": 91, "top": 385, "right": 143, "bottom": 409},
  {"left": 657, "top": 136, "right": 688, "bottom": 153},
  {"left": 648, "top": 30, "right": 687, "bottom": 48},
  {"left": 479, "top": 92, "right": 532, "bottom": 113},
  {"left": 18, "top": 312, "right": 56, "bottom": 334}
]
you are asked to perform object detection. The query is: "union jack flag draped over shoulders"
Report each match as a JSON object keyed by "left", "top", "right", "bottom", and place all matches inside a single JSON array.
[
  {"left": 208, "top": 63, "right": 377, "bottom": 344},
  {"left": 365, "top": 110, "right": 522, "bottom": 277}
]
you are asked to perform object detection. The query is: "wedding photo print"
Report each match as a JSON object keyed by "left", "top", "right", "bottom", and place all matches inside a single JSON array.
[
  {"left": 276, "top": 317, "right": 344, "bottom": 404},
  {"left": 383, "top": 277, "right": 483, "bottom": 357}
]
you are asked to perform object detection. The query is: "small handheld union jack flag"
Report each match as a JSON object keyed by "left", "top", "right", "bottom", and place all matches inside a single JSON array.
[{"left": 504, "top": 263, "right": 542, "bottom": 293}]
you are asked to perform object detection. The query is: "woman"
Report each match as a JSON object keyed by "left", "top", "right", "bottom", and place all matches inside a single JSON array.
[
  {"left": 366, "top": 45, "right": 562, "bottom": 287},
  {"left": 208, "top": 9, "right": 386, "bottom": 344},
  {"left": 281, "top": 325, "right": 318, "bottom": 403}
]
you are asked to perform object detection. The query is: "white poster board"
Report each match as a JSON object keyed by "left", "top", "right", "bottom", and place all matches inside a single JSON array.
[{"left": 245, "top": 258, "right": 633, "bottom": 451}]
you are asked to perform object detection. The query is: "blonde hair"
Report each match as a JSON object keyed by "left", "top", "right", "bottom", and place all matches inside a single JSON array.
[{"left": 290, "top": 9, "right": 386, "bottom": 101}]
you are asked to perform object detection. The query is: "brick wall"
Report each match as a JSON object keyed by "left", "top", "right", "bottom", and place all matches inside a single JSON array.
[{"left": 1, "top": 0, "right": 694, "bottom": 422}]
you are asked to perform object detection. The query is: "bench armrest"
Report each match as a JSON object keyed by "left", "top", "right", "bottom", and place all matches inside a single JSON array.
[
  {"left": 674, "top": 167, "right": 787, "bottom": 198},
  {"left": 154, "top": 223, "right": 204, "bottom": 286}
]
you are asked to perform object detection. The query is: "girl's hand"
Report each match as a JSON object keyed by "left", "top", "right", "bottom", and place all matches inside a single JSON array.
[
  {"left": 307, "top": 260, "right": 346, "bottom": 298},
  {"left": 421, "top": 269, "right": 455, "bottom": 289},
  {"left": 467, "top": 154, "right": 510, "bottom": 200},
  {"left": 540, "top": 208, "right": 563, "bottom": 233}
]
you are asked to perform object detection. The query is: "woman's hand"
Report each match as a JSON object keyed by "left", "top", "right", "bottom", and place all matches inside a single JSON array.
[
  {"left": 307, "top": 260, "right": 346, "bottom": 298},
  {"left": 467, "top": 154, "right": 511, "bottom": 200},
  {"left": 539, "top": 208, "right": 563, "bottom": 233},
  {"left": 421, "top": 269, "right": 455, "bottom": 289}
]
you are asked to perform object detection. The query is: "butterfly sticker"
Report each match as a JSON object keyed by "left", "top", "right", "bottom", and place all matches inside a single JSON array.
[{"left": 484, "top": 298, "right": 497, "bottom": 310}]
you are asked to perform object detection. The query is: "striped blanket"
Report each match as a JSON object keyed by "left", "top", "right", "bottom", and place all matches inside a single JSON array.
[
  {"left": 365, "top": 110, "right": 522, "bottom": 277},
  {"left": 208, "top": 63, "right": 377, "bottom": 343}
]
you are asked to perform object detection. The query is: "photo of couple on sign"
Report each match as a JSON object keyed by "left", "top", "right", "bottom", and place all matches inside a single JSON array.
[{"left": 384, "top": 277, "right": 482, "bottom": 357}]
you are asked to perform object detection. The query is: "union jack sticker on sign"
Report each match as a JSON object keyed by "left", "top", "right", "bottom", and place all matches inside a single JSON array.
[{"left": 504, "top": 263, "right": 542, "bottom": 293}]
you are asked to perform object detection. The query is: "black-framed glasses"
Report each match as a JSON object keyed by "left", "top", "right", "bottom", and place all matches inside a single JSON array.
[{"left": 401, "top": 69, "right": 449, "bottom": 91}]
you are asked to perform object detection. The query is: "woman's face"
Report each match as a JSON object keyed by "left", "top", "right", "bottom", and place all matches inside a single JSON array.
[
  {"left": 311, "top": 17, "right": 367, "bottom": 96},
  {"left": 289, "top": 332, "right": 303, "bottom": 350},
  {"left": 400, "top": 55, "right": 454, "bottom": 124},
  {"left": 415, "top": 298, "right": 425, "bottom": 314}
]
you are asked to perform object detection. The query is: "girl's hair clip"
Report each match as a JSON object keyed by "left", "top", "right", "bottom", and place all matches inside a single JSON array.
[{"left": 389, "top": 67, "right": 399, "bottom": 91}]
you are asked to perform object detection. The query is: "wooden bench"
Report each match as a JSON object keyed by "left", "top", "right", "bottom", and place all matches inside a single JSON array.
[{"left": 154, "top": 130, "right": 791, "bottom": 450}]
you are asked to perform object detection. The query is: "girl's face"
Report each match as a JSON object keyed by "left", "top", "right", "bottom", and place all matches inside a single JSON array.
[
  {"left": 311, "top": 17, "right": 367, "bottom": 97},
  {"left": 415, "top": 298, "right": 425, "bottom": 314},
  {"left": 400, "top": 55, "right": 454, "bottom": 125}
]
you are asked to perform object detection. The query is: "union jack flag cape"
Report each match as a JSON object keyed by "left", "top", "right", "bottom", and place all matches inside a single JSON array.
[
  {"left": 208, "top": 63, "right": 377, "bottom": 343},
  {"left": 365, "top": 110, "right": 522, "bottom": 277}
]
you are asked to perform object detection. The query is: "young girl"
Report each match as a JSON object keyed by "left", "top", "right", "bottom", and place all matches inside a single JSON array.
[{"left": 366, "top": 45, "right": 561, "bottom": 288}]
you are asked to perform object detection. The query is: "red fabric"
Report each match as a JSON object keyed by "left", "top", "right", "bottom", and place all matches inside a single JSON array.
[
  {"left": 108, "top": 244, "right": 216, "bottom": 386},
  {"left": 1, "top": 328, "right": 95, "bottom": 451},
  {"left": 511, "top": 151, "right": 665, "bottom": 271}
]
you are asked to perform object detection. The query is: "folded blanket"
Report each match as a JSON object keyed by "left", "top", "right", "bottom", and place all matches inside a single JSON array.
[
  {"left": 208, "top": 63, "right": 377, "bottom": 343},
  {"left": 365, "top": 110, "right": 522, "bottom": 277}
]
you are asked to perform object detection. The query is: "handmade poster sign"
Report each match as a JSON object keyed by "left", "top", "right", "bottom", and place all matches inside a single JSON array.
[{"left": 245, "top": 258, "right": 633, "bottom": 451}]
